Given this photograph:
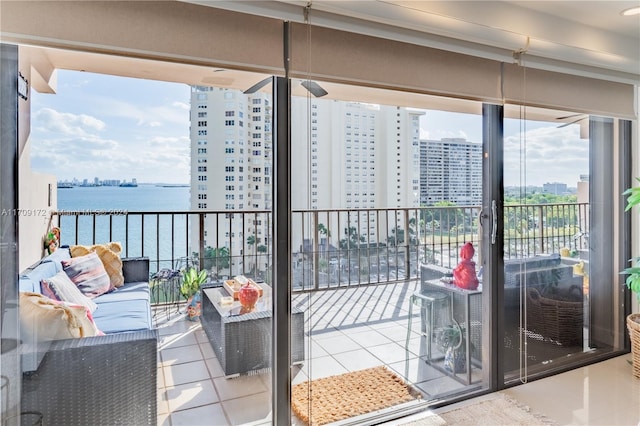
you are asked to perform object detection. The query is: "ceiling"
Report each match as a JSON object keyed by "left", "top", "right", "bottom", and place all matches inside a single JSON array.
[{"left": 195, "top": 0, "right": 640, "bottom": 82}]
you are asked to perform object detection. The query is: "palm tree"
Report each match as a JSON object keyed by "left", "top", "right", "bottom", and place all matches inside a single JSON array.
[
  {"left": 202, "top": 246, "right": 230, "bottom": 279},
  {"left": 318, "top": 223, "right": 331, "bottom": 238},
  {"left": 318, "top": 223, "right": 331, "bottom": 258},
  {"left": 246, "top": 234, "right": 257, "bottom": 274}
]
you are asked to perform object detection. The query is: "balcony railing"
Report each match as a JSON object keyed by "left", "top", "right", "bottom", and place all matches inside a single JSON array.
[{"left": 53, "top": 202, "right": 588, "bottom": 296}]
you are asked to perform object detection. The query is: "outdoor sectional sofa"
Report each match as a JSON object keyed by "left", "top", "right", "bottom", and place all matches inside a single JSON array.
[{"left": 18, "top": 246, "right": 158, "bottom": 425}]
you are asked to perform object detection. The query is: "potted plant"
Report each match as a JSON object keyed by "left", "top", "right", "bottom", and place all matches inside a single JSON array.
[
  {"left": 180, "top": 267, "right": 208, "bottom": 321},
  {"left": 622, "top": 180, "right": 640, "bottom": 378}
]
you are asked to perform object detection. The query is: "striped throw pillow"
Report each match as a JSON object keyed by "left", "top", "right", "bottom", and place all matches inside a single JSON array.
[
  {"left": 62, "top": 251, "right": 113, "bottom": 298},
  {"left": 70, "top": 242, "right": 125, "bottom": 288}
]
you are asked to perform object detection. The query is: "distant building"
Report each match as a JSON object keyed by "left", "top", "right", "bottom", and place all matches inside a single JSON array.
[
  {"left": 420, "top": 138, "right": 482, "bottom": 205},
  {"left": 543, "top": 182, "right": 568, "bottom": 195}
]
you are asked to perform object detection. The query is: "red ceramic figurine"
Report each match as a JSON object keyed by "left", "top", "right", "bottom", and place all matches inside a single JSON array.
[
  {"left": 453, "top": 242, "right": 479, "bottom": 290},
  {"left": 238, "top": 282, "right": 260, "bottom": 313}
]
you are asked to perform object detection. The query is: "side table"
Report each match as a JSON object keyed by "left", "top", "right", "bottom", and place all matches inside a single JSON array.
[
  {"left": 200, "top": 284, "right": 305, "bottom": 377},
  {"left": 420, "top": 278, "right": 482, "bottom": 385},
  {"left": 150, "top": 268, "right": 182, "bottom": 325},
  {"left": 405, "top": 290, "right": 450, "bottom": 360}
]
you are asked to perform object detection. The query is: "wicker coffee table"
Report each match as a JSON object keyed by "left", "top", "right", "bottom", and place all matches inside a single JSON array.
[{"left": 200, "top": 283, "right": 305, "bottom": 377}]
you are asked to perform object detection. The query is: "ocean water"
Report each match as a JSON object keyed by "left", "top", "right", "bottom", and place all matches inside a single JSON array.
[
  {"left": 57, "top": 184, "right": 190, "bottom": 212},
  {"left": 57, "top": 185, "right": 191, "bottom": 271}
]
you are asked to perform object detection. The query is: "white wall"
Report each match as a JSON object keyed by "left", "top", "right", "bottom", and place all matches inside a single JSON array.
[{"left": 18, "top": 47, "right": 57, "bottom": 271}]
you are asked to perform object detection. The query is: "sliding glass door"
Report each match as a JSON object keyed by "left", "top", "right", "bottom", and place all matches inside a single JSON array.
[
  {"left": 501, "top": 106, "right": 629, "bottom": 383},
  {"left": 288, "top": 79, "right": 493, "bottom": 424}
]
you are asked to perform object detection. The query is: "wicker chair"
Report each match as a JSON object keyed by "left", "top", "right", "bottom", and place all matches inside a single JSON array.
[{"left": 526, "top": 287, "right": 583, "bottom": 347}]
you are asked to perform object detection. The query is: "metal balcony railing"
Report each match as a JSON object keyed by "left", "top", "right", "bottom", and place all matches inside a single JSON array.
[{"left": 52, "top": 202, "right": 588, "bottom": 297}]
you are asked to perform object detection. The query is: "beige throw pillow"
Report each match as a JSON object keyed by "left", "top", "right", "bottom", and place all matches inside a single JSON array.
[
  {"left": 19, "top": 292, "right": 101, "bottom": 341},
  {"left": 71, "top": 242, "right": 125, "bottom": 287}
]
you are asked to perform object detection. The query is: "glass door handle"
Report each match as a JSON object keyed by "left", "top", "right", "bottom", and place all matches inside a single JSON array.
[{"left": 491, "top": 200, "right": 497, "bottom": 244}]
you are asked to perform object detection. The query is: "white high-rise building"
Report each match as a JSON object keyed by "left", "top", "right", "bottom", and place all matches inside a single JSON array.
[
  {"left": 420, "top": 138, "right": 482, "bottom": 206},
  {"left": 190, "top": 87, "right": 422, "bottom": 273},
  {"left": 291, "top": 100, "right": 422, "bottom": 211},
  {"left": 290, "top": 99, "right": 422, "bottom": 246},
  {"left": 189, "top": 86, "right": 272, "bottom": 275}
]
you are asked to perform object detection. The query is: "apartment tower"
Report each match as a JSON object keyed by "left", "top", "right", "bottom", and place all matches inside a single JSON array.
[
  {"left": 190, "top": 88, "right": 422, "bottom": 274},
  {"left": 420, "top": 138, "right": 482, "bottom": 206}
]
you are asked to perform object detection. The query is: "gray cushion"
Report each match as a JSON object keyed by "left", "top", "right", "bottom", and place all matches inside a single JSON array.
[{"left": 92, "top": 298, "right": 152, "bottom": 333}]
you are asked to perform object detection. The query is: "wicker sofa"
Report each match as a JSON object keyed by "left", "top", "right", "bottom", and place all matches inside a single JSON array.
[
  {"left": 503, "top": 254, "right": 583, "bottom": 309},
  {"left": 18, "top": 247, "right": 158, "bottom": 426}
]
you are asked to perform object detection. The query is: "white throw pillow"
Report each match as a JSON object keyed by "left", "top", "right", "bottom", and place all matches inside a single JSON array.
[{"left": 41, "top": 270, "right": 98, "bottom": 313}]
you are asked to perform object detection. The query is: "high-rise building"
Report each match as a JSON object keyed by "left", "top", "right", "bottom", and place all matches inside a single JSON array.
[
  {"left": 420, "top": 138, "right": 482, "bottom": 205},
  {"left": 189, "top": 86, "right": 272, "bottom": 274},
  {"left": 290, "top": 99, "right": 422, "bottom": 246},
  {"left": 291, "top": 100, "right": 422, "bottom": 210},
  {"left": 190, "top": 88, "right": 422, "bottom": 273}
]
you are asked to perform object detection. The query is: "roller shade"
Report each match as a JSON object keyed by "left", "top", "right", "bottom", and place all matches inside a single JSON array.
[
  {"left": 289, "top": 22, "right": 503, "bottom": 104},
  {"left": 289, "top": 22, "right": 636, "bottom": 119},
  {"left": 502, "top": 63, "right": 636, "bottom": 119},
  {"left": 0, "top": 1, "right": 284, "bottom": 75},
  {"left": 1, "top": 2, "right": 635, "bottom": 118}
]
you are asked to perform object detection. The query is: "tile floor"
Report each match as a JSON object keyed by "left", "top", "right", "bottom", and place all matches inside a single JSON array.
[
  {"left": 389, "top": 355, "right": 640, "bottom": 426},
  {"left": 156, "top": 282, "right": 639, "bottom": 425}
]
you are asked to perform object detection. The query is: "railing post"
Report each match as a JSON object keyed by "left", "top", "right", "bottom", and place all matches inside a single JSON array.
[
  {"left": 404, "top": 209, "right": 411, "bottom": 279},
  {"left": 537, "top": 205, "right": 544, "bottom": 255},
  {"left": 313, "top": 211, "right": 320, "bottom": 290},
  {"left": 199, "top": 213, "right": 205, "bottom": 271}
]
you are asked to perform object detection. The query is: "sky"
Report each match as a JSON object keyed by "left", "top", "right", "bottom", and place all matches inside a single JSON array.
[
  {"left": 421, "top": 110, "right": 589, "bottom": 188},
  {"left": 30, "top": 70, "right": 589, "bottom": 187},
  {"left": 31, "top": 71, "right": 191, "bottom": 184}
]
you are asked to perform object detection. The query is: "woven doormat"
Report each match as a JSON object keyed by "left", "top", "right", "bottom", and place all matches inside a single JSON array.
[{"left": 292, "top": 366, "right": 422, "bottom": 425}]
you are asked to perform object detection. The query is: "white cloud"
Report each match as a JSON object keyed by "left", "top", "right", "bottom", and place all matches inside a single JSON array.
[
  {"left": 30, "top": 72, "right": 191, "bottom": 184},
  {"left": 33, "top": 108, "right": 106, "bottom": 136},
  {"left": 30, "top": 125, "right": 190, "bottom": 184},
  {"left": 421, "top": 129, "right": 470, "bottom": 141},
  {"left": 89, "top": 97, "right": 189, "bottom": 128},
  {"left": 172, "top": 101, "right": 190, "bottom": 110},
  {"left": 504, "top": 125, "right": 588, "bottom": 186}
]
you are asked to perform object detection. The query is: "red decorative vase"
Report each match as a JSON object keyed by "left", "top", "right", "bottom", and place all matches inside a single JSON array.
[{"left": 238, "top": 283, "right": 260, "bottom": 312}]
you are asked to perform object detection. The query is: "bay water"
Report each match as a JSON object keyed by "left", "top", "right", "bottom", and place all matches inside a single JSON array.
[{"left": 57, "top": 184, "right": 191, "bottom": 271}]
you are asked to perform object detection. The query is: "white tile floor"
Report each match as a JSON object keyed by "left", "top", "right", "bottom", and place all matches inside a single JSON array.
[
  {"left": 389, "top": 355, "right": 640, "bottom": 426},
  {"left": 155, "top": 284, "right": 640, "bottom": 426}
]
